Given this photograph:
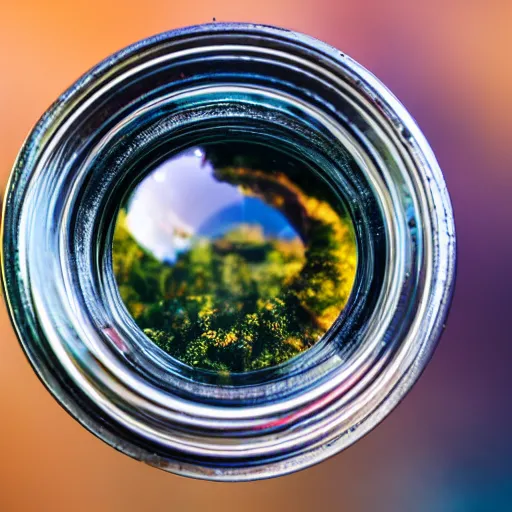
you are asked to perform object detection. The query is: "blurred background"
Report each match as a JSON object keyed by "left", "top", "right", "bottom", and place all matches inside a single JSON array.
[{"left": 1, "top": 1, "right": 511, "bottom": 510}]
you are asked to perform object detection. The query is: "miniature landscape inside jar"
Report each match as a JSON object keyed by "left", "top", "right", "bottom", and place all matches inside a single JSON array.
[{"left": 112, "top": 142, "right": 357, "bottom": 373}]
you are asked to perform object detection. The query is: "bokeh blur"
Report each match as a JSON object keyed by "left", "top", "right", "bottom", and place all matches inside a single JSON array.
[{"left": 1, "top": 1, "right": 511, "bottom": 510}]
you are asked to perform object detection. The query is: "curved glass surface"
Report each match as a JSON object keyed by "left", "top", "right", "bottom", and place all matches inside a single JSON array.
[{"left": 1, "top": 23, "right": 456, "bottom": 481}]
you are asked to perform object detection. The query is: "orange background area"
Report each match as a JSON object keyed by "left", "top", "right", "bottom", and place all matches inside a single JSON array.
[{"left": 1, "top": 1, "right": 511, "bottom": 511}]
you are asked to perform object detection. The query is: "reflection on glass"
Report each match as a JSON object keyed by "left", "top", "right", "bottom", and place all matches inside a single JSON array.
[{"left": 112, "top": 143, "right": 357, "bottom": 372}]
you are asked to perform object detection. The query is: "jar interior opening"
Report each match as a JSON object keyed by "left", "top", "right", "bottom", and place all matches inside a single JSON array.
[{"left": 112, "top": 140, "right": 358, "bottom": 374}]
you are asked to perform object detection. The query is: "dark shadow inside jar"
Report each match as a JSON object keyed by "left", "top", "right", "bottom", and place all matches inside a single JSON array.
[{"left": 112, "top": 141, "right": 358, "bottom": 374}]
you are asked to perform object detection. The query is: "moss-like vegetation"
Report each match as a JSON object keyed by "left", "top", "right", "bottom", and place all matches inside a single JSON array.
[{"left": 112, "top": 145, "right": 357, "bottom": 373}]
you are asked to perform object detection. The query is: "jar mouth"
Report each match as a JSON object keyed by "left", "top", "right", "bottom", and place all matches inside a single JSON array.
[
  {"left": 110, "top": 138, "right": 360, "bottom": 378},
  {"left": 65, "top": 83, "right": 390, "bottom": 399},
  {"left": 1, "top": 23, "right": 456, "bottom": 481}
]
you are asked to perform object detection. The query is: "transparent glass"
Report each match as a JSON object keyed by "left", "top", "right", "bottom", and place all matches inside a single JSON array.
[{"left": 1, "top": 23, "right": 456, "bottom": 480}]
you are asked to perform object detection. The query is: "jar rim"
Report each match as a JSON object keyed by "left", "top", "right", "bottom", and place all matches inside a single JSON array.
[{"left": 1, "top": 22, "right": 456, "bottom": 481}]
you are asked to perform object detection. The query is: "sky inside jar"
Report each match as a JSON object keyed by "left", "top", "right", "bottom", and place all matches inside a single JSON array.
[{"left": 125, "top": 147, "right": 301, "bottom": 263}]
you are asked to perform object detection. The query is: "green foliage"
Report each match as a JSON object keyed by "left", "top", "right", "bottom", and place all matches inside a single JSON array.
[{"left": 112, "top": 150, "right": 357, "bottom": 373}]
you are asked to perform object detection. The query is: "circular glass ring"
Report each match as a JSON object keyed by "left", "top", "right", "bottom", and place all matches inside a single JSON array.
[{"left": 1, "top": 23, "right": 456, "bottom": 481}]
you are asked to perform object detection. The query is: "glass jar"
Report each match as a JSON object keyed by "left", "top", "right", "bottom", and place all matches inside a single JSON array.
[{"left": 1, "top": 23, "right": 456, "bottom": 480}]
